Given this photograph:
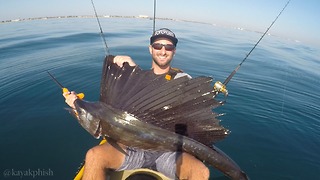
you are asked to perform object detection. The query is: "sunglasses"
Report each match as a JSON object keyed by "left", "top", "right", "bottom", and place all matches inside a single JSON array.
[{"left": 152, "top": 43, "right": 175, "bottom": 51}]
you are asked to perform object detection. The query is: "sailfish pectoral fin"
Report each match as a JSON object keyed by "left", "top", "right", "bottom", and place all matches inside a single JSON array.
[{"left": 104, "top": 136, "right": 129, "bottom": 156}]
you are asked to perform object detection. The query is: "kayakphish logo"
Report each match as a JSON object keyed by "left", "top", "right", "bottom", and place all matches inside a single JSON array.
[{"left": 3, "top": 168, "right": 54, "bottom": 178}]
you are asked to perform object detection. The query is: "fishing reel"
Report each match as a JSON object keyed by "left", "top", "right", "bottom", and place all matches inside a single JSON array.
[{"left": 213, "top": 81, "right": 228, "bottom": 97}]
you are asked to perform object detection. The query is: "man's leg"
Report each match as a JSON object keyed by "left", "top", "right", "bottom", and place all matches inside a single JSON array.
[
  {"left": 156, "top": 152, "right": 209, "bottom": 180},
  {"left": 176, "top": 152, "right": 210, "bottom": 180},
  {"left": 82, "top": 143, "right": 126, "bottom": 180}
]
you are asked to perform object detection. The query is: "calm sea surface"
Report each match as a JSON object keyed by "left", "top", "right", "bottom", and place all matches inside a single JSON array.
[{"left": 0, "top": 18, "right": 319, "bottom": 179}]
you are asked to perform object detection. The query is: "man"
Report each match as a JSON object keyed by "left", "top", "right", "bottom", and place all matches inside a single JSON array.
[{"left": 64, "top": 28, "right": 209, "bottom": 180}]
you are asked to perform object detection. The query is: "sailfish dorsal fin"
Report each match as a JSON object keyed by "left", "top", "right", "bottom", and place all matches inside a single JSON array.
[{"left": 99, "top": 55, "right": 229, "bottom": 146}]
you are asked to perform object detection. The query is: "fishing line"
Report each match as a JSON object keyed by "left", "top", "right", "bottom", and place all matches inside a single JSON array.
[
  {"left": 153, "top": 0, "right": 157, "bottom": 33},
  {"left": 214, "top": 0, "right": 291, "bottom": 96},
  {"left": 90, "top": 0, "right": 110, "bottom": 55}
]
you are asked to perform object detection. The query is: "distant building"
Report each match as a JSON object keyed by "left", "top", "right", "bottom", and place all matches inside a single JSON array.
[{"left": 137, "top": 15, "right": 149, "bottom": 18}]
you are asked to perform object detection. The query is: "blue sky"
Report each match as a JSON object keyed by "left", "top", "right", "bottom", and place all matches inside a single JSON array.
[{"left": 1, "top": 0, "right": 319, "bottom": 47}]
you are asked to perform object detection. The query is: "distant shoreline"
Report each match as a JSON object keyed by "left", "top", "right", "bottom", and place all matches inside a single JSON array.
[
  {"left": 1, "top": 15, "right": 212, "bottom": 25},
  {"left": 1, "top": 15, "right": 304, "bottom": 45},
  {"left": 0, "top": 15, "right": 268, "bottom": 35}
]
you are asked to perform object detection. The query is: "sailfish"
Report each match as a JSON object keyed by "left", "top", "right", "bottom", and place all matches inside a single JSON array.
[{"left": 69, "top": 55, "right": 249, "bottom": 180}]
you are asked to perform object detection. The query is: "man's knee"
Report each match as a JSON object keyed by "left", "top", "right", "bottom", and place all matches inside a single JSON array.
[
  {"left": 197, "top": 164, "right": 210, "bottom": 178},
  {"left": 85, "top": 143, "right": 125, "bottom": 169},
  {"left": 177, "top": 153, "right": 210, "bottom": 179},
  {"left": 189, "top": 158, "right": 209, "bottom": 179},
  {"left": 85, "top": 146, "right": 103, "bottom": 163}
]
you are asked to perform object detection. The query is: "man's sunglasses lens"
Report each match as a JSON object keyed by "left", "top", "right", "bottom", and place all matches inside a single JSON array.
[{"left": 152, "top": 43, "right": 175, "bottom": 51}]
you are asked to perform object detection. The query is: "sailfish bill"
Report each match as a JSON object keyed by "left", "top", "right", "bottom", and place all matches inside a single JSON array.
[{"left": 69, "top": 55, "right": 248, "bottom": 180}]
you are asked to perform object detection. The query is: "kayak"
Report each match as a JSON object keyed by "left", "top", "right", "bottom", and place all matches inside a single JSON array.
[
  {"left": 74, "top": 168, "right": 169, "bottom": 180},
  {"left": 73, "top": 139, "right": 169, "bottom": 180}
]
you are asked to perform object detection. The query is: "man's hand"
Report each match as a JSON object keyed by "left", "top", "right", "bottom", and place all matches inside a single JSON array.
[
  {"left": 63, "top": 91, "right": 78, "bottom": 109},
  {"left": 113, "top": 55, "right": 136, "bottom": 67}
]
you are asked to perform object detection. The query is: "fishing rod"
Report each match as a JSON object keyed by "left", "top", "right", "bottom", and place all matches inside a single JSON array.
[
  {"left": 90, "top": 0, "right": 110, "bottom": 55},
  {"left": 214, "top": 0, "right": 291, "bottom": 96},
  {"left": 47, "top": 71, "right": 85, "bottom": 99}
]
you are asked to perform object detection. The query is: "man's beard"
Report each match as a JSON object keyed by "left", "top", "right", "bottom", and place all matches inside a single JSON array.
[{"left": 153, "top": 57, "right": 172, "bottom": 68}]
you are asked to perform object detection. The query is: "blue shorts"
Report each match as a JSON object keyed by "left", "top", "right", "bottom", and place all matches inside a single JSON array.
[{"left": 116, "top": 147, "right": 181, "bottom": 179}]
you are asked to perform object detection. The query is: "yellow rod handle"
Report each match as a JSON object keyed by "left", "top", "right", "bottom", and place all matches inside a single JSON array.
[{"left": 62, "top": 88, "right": 85, "bottom": 99}]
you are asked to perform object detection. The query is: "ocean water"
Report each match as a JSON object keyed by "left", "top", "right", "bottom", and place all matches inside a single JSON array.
[{"left": 0, "top": 18, "right": 319, "bottom": 179}]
